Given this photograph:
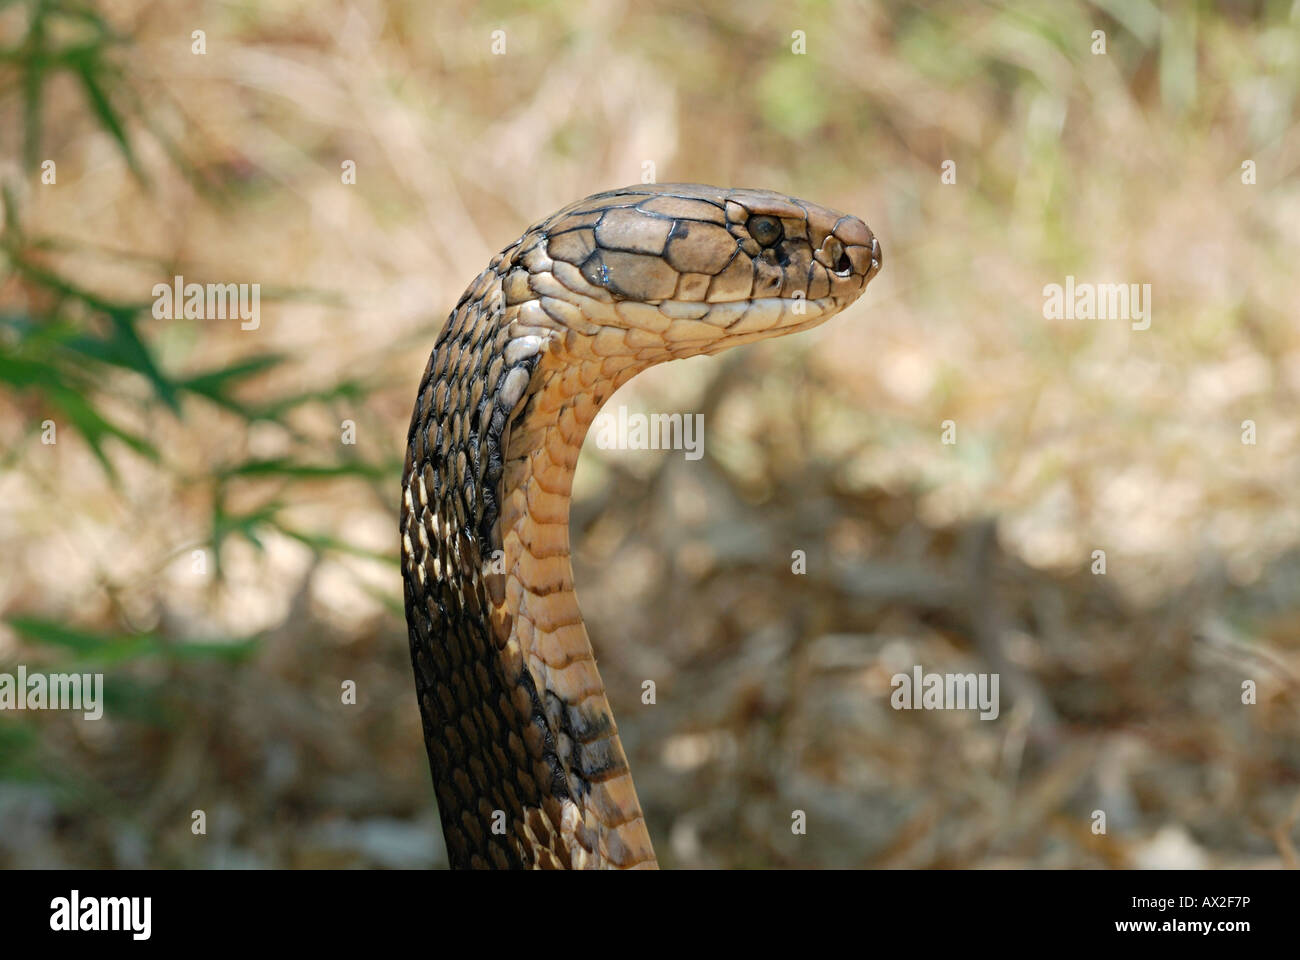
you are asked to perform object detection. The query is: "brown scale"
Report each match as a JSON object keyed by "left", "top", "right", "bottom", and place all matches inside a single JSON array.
[{"left": 401, "top": 183, "right": 882, "bottom": 869}]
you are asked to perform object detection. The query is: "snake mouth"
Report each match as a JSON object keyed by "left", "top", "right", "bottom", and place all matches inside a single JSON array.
[
  {"left": 681, "top": 293, "right": 859, "bottom": 357},
  {"left": 690, "top": 235, "right": 881, "bottom": 349}
]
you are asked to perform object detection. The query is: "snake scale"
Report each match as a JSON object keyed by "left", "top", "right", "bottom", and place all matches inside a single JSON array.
[{"left": 400, "top": 183, "right": 881, "bottom": 868}]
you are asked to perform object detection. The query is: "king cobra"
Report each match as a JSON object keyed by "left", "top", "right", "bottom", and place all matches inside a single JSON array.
[{"left": 401, "top": 183, "right": 881, "bottom": 868}]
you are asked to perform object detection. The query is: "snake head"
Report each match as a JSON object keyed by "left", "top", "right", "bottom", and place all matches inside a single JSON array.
[
  {"left": 720, "top": 186, "right": 881, "bottom": 307},
  {"left": 500, "top": 183, "right": 881, "bottom": 362}
]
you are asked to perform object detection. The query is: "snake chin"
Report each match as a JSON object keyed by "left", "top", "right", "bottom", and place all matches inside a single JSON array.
[{"left": 692, "top": 299, "right": 846, "bottom": 356}]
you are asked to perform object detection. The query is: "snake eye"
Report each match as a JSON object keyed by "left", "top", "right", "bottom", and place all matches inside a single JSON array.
[{"left": 749, "top": 216, "right": 783, "bottom": 247}]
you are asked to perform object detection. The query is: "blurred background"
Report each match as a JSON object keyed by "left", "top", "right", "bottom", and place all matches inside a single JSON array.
[{"left": 1, "top": 0, "right": 1298, "bottom": 869}]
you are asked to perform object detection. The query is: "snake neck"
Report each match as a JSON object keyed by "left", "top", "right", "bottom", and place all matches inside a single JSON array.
[
  {"left": 493, "top": 337, "right": 659, "bottom": 866},
  {"left": 402, "top": 267, "right": 658, "bottom": 869}
]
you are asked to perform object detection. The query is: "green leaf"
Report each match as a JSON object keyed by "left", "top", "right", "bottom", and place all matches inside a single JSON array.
[
  {"left": 19, "top": 8, "right": 46, "bottom": 171},
  {"left": 4, "top": 615, "right": 261, "bottom": 665},
  {"left": 48, "top": 382, "right": 159, "bottom": 473},
  {"left": 247, "top": 377, "right": 372, "bottom": 421},
  {"left": 0, "top": 352, "right": 65, "bottom": 389},
  {"left": 62, "top": 310, "right": 179, "bottom": 411},
  {"left": 4, "top": 616, "right": 119, "bottom": 653},
  {"left": 70, "top": 53, "right": 140, "bottom": 178},
  {"left": 274, "top": 524, "right": 399, "bottom": 565},
  {"left": 176, "top": 353, "right": 286, "bottom": 413},
  {"left": 211, "top": 499, "right": 284, "bottom": 563},
  {"left": 217, "top": 457, "right": 388, "bottom": 481}
]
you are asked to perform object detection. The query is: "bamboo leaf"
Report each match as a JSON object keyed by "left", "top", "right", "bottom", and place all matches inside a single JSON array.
[
  {"left": 218, "top": 457, "right": 387, "bottom": 481},
  {"left": 70, "top": 53, "right": 140, "bottom": 178},
  {"left": 5, "top": 615, "right": 261, "bottom": 664}
]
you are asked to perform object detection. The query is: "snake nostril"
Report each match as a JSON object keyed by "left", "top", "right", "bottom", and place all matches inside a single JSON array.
[{"left": 834, "top": 250, "right": 852, "bottom": 276}]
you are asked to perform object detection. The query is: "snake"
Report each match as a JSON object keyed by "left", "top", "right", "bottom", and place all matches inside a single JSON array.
[{"left": 400, "top": 182, "right": 881, "bottom": 869}]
